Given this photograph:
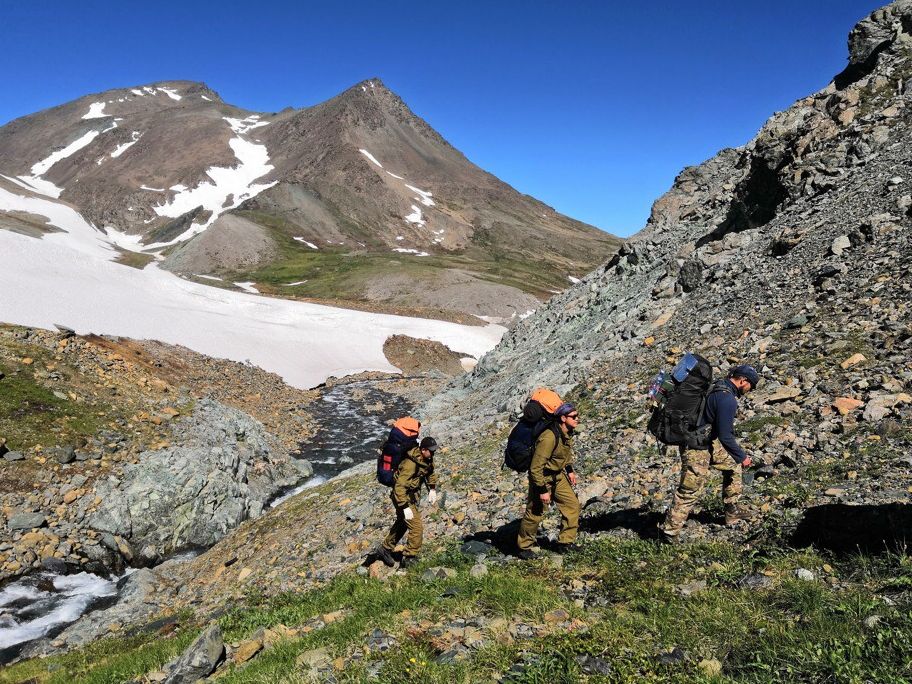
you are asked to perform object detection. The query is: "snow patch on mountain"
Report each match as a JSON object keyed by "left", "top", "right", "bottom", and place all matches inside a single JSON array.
[
  {"left": 2, "top": 175, "right": 63, "bottom": 199},
  {"left": 0, "top": 187, "right": 114, "bottom": 259},
  {"left": 405, "top": 185, "right": 435, "bottom": 207},
  {"left": 393, "top": 247, "right": 429, "bottom": 257},
  {"left": 293, "top": 237, "right": 319, "bottom": 249},
  {"left": 110, "top": 131, "right": 142, "bottom": 159},
  {"left": 31, "top": 129, "right": 102, "bottom": 176},
  {"left": 224, "top": 115, "right": 269, "bottom": 135},
  {"left": 145, "top": 118, "right": 276, "bottom": 249},
  {"left": 359, "top": 149, "right": 383, "bottom": 168},
  {"left": 82, "top": 102, "right": 108, "bottom": 119},
  {"left": 404, "top": 205, "right": 426, "bottom": 227},
  {"left": 159, "top": 87, "right": 182, "bottom": 101}
]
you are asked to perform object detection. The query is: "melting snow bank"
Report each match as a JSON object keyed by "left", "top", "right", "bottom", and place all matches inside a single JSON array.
[
  {"left": 0, "top": 187, "right": 505, "bottom": 389},
  {"left": 0, "top": 571, "right": 119, "bottom": 662}
]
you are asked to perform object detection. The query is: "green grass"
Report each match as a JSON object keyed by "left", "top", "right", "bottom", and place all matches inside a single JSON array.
[
  {"left": 8, "top": 537, "right": 911, "bottom": 683},
  {"left": 225, "top": 217, "right": 579, "bottom": 302},
  {"left": 0, "top": 628, "right": 198, "bottom": 684},
  {"left": 0, "top": 358, "right": 114, "bottom": 452}
]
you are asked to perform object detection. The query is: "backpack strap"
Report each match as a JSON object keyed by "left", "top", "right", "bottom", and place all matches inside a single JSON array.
[{"left": 698, "top": 381, "right": 734, "bottom": 427}]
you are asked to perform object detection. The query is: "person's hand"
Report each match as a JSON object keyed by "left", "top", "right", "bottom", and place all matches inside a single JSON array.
[
  {"left": 741, "top": 456, "right": 753, "bottom": 468},
  {"left": 540, "top": 492, "right": 551, "bottom": 504},
  {"left": 427, "top": 490, "right": 438, "bottom": 505},
  {"left": 403, "top": 507, "right": 414, "bottom": 521},
  {"left": 568, "top": 472, "right": 578, "bottom": 487}
]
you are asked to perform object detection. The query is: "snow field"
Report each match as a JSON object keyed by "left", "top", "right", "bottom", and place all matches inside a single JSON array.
[{"left": 0, "top": 188, "right": 504, "bottom": 389}]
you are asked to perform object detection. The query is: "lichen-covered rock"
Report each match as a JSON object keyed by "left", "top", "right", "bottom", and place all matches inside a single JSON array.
[{"left": 89, "top": 399, "right": 302, "bottom": 556}]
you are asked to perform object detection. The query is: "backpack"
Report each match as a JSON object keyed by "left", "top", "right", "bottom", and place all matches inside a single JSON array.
[
  {"left": 646, "top": 353, "right": 715, "bottom": 449},
  {"left": 504, "top": 391, "right": 560, "bottom": 472},
  {"left": 377, "top": 416, "right": 420, "bottom": 487}
]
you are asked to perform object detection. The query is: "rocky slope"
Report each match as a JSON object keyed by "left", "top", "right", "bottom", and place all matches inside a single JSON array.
[
  {"left": 0, "top": 78, "right": 619, "bottom": 317},
  {"left": 423, "top": 0, "right": 912, "bottom": 438},
  {"left": 60, "top": 0, "right": 912, "bottom": 627},
  {"left": 4, "top": 3, "right": 912, "bottom": 681},
  {"left": 0, "top": 325, "right": 315, "bottom": 583}
]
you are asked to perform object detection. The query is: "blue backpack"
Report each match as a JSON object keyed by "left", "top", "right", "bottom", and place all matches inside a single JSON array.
[
  {"left": 503, "top": 399, "right": 557, "bottom": 473},
  {"left": 377, "top": 422, "right": 419, "bottom": 487}
]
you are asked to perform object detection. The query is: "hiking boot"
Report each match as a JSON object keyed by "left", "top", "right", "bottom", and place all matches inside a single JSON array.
[
  {"left": 516, "top": 549, "right": 537, "bottom": 560},
  {"left": 554, "top": 543, "right": 578, "bottom": 555},
  {"left": 399, "top": 555, "right": 417, "bottom": 569},
  {"left": 657, "top": 529, "right": 679, "bottom": 546},
  {"left": 377, "top": 546, "right": 396, "bottom": 568},
  {"left": 724, "top": 505, "right": 753, "bottom": 526}
]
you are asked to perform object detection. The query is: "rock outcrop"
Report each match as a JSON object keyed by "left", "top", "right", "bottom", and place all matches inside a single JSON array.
[{"left": 89, "top": 398, "right": 308, "bottom": 558}]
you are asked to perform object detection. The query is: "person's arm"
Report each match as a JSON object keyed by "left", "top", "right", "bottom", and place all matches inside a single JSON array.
[
  {"left": 426, "top": 460, "right": 439, "bottom": 489},
  {"left": 529, "top": 429, "right": 556, "bottom": 493},
  {"left": 392, "top": 457, "right": 416, "bottom": 508},
  {"left": 714, "top": 394, "right": 748, "bottom": 464}
]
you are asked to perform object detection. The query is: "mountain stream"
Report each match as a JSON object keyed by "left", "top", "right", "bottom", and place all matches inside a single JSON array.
[{"left": 0, "top": 379, "right": 413, "bottom": 663}]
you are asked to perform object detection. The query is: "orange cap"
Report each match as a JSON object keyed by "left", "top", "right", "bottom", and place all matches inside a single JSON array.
[
  {"left": 530, "top": 388, "right": 562, "bottom": 414},
  {"left": 393, "top": 416, "right": 420, "bottom": 437}
]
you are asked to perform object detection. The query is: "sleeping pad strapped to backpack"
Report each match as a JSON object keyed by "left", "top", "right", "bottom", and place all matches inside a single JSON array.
[
  {"left": 646, "top": 353, "right": 714, "bottom": 448},
  {"left": 377, "top": 416, "right": 420, "bottom": 486},
  {"left": 504, "top": 388, "right": 562, "bottom": 472}
]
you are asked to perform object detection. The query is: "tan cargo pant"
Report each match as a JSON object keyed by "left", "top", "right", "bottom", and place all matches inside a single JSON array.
[
  {"left": 662, "top": 441, "right": 742, "bottom": 537},
  {"left": 382, "top": 492, "right": 423, "bottom": 557},
  {"left": 517, "top": 472, "right": 580, "bottom": 550}
]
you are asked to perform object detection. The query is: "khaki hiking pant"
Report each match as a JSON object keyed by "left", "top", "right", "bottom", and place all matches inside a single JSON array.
[
  {"left": 517, "top": 472, "right": 580, "bottom": 550},
  {"left": 382, "top": 491, "right": 423, "bottom": 557},
  {"left": 662, "top": 440, "right": 742, "bottom": 536}
]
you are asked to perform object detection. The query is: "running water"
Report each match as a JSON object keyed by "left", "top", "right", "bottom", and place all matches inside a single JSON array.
[
  {"left": 270, "top": 380, "right": 413, "bottom": 507},
  {"left": 0, "top": 382, "right": 410, "bottom": 663},
  {"left": 0, "top": 571, "right": 121, "bottom": 663}
]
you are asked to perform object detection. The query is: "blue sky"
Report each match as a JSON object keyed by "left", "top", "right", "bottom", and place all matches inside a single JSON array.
[{"left": 1, "top": 1, "right": 883, "bottom": 237}]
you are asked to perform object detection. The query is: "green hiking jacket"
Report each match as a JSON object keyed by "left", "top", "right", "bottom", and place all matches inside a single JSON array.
[
  {"left": 392, "top": 447, "right": 439, "bottom": 508},
  {"left": 529, "top": 427, "right": 574, "bottom": 492}
]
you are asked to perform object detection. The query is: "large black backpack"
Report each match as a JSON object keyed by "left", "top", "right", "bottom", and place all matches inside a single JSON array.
[
  {"left": 647, "top": 353, "right": 714, "bottom": 448},
  {"left": 504, "top": 400, "right": 557, "bottom": 472}
]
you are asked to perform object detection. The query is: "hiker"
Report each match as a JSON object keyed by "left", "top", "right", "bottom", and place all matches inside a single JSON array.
[
  {"left": 516, "top": 402, "right": 581, "bottom": 558},
  {"left": 378, "top": 436, "right": 439, "bottom": 568},
  {"left": 660, "top": 364, "right": 760, "bottom": 543}
]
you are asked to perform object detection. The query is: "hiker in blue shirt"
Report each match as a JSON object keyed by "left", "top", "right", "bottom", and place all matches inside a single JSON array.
[{"left": 660, "top": 365, "right": 759, "bottom": 543}]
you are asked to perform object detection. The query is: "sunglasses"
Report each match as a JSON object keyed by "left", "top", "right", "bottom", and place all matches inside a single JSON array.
[{"left": 566, "top": 413, "right": 579, "bottom": 420}]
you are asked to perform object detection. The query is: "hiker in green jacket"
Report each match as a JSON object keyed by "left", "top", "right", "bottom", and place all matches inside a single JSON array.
[
  {"left": 517, "top": 403, "right": 581, "bottom": 559},
  {"left": 378, "top": 437, "right": 439, "bottom": 568}
]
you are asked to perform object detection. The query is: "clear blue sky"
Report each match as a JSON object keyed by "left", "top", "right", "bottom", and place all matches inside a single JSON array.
[{"left": 0, "top": 0, "right": 884, "bottom": 237}]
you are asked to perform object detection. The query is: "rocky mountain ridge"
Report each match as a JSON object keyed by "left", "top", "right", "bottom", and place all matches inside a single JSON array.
[
  {"left": 423, "top": 0, "right": 912, "bottom": 435},
  {"left": 0, "top": 78, "right": 619, "bottom": 318}
]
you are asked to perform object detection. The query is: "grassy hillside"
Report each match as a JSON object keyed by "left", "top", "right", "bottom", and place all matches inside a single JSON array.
[{"left": 4, "top": 536, "right": 910, "bottom": 683}]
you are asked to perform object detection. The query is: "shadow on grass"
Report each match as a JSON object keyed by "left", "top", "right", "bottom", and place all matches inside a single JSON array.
[
  {"left": 579, "top": 505, "right": 664, "bottom": 540},
  {"left": 790, "top": 502, "right": 912, "bottom": 554},
  {"left": 462, "top": 518, "right": 523, "bottom": 556}
]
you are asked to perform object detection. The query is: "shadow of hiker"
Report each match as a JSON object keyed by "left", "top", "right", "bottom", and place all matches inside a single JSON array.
[
  {"left": 462, "top": 519, "right": 523, "bottom": 557},
  {"left": 579, "top": 504, "right": 664, "bottom": 541},
  {"left": 790, "top": 502, "right": 912, "bottom": 554}
]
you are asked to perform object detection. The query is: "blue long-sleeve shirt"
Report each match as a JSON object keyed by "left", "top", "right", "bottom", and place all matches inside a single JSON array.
[{"left": 701, "top": 379, "right": 747, "bottom": 464}]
